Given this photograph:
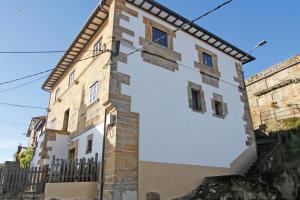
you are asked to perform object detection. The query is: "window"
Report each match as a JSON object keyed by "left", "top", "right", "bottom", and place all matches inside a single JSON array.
[
  {"left": 272, "top": 92, "right": 280, "bottom": 101},
  {"left": 214, "top": 101, "right": 223, "bottom": 117},
  {"left": 188, "top": 82, "right": 206, "bottom": 113},
  {"left": 69, "top": 148, "right": 76, "bottom": 160},
  {"left": 63, "top": 109, "right": 70, "bottom": 131},
  {"left": 257, "top": 97, "right": 264, "bottom": 107},
  {"left": 89, "top": 82, "right": 98, "bottom": 103},
  {"left": 152, "top": 27, "right": 168, "bottom": 48},
  {"left": 94, "top": 37, "right": 103, "bottom": 57},
  {"left": 191, "top": 89, "right": 201, "bottom": 111},
  {"left": 55, "top": 87, "right": 60, "bottom": 102},
  {"left": 211, "top": 93, "right": 227, "bottom": 119},
  {"left": 86, "top": 139, "right": 93, "bottom": 154},
  {"left": 50, "top": 118, "right": 56, "bottom": 129},
  {"left": 203, "top": 52, "right": 213, "bottom": 67},
  {"left": 68, "top": 70, "right": 75, "bottom": 87}
]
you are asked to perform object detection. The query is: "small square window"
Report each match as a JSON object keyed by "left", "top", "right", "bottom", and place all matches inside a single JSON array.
[
  {"left": 94, "top": 37, "right": 103, "bottom": 57},
  {"left": 214, "top": 101, "right": 223, "bottom": 117},
  {"left": 203, "top": 52, "right": 213, "bottom": 67},
  {"left": 152, "top": 27, "right": 168, "bottom": 48},
  {"left": 191, "top": 89, "right": 201, "bottom": 111},
  {"left": 55, "top": 87, "right": 60, "bottom": 102},
  {"left": 86, "top": 139, "right": 93, "bottom": 154},
  {"left": 69, "top": 70, "right": 75, "bottom": 87},
  {"left": 89, "top": 82, "right": 98, "bottom": 104}
]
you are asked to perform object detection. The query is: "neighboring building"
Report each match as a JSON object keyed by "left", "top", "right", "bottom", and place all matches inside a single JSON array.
[
  {"left": 246, "top": 55, "right": 300, "bottom": 132},
  {"left": 26, "top": 116, "right": 69, "bottom": 167},
  {"left": 41, "top": 0, "right": 256, "bottom": 199}
]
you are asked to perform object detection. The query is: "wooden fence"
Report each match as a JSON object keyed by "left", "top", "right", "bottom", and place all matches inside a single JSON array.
[
  {"left": 0, "top": 153, "right": 99, "bottom": 195},
  {"left": 0, "top": 165, "right": 48, "bottom": 194},
  {"left": 48, "top": 154, "right": 99, "bottom": 183}
]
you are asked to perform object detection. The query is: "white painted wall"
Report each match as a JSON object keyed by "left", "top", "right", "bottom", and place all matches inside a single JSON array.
[
  {"left": 71, "top": 123, "right": 104, "bottom": 160},
  {"left": 117, "top": 4, "right": 249, "bottom": 168},
  {"left": 47, "top": 134, "right": 69, "bottom": 164},
  {"left": 31, "top": 133, "right": 44, "bottom": 167}
]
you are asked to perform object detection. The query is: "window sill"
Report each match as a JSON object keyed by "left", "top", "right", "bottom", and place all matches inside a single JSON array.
[
  {"left": 86, "top": 151, "right": 92, "bottom": 155},
  {"left": 87, "top": 98, "right": 100, "bottom": 109}
]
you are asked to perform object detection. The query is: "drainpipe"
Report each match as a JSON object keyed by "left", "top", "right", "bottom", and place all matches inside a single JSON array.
[{"left": 99, "top": 109, "right": 107, "bottom": 200}]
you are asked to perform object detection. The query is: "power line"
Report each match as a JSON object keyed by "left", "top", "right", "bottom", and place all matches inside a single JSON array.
[
  {"left": 0, "top": 49, "right": 96, "bottom": 54},
  {"left": 0, "top": 47, "right": 111, "bottom": 87},
  {"left": 0, "top": 69, "right": 54, "bottom": 86},
  {"left": 0, "top": 74, "right": 49, "bottom": 93},
  {"left": 127, "top": 0, "right": 233, "bottom": 57},
  {"left": 0, "top": 102, "right": 47, "bottom": 110}
]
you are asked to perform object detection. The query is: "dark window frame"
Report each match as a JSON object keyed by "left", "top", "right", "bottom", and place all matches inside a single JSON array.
[
  {"left": 202, "top": 52, "right": 213, "bottom": 67},
  {"left": 86, "top": 139, "right": 93, "bottom": 154},
  {"left": 214, "top": 101, "right": 223, "bottom": 117},
  {"left": 152, "top": 26, "right": 168, "bottom": 48},
  {"left": 191, "top": 89, "right": 202, "bottom": 112}
]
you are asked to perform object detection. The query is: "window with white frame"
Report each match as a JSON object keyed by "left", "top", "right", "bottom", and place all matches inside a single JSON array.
[
  {"left": 89, "top": 81, "right": 98, "bottom": 103},
  {"left": 94, "top": 37, "right": 103, "bottom": 57},
  {"left": 50, "top": 118, "right": 56, "bottom": 129},
  {"left": 69, "top": 70, "right": 75, "bottom": 87},
  {"left": 55, "top": 87, "right": 60, "bottom": 102}
]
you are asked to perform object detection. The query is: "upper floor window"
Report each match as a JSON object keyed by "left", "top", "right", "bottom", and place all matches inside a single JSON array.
[
  {"left": 187, "top": 82, "right": 206, "bottom": 113},
  {"left": 89, "top": 81, "right": 98, "bottom": 103},
  {"left": 94, "top": 37, "right": 103, "bottom": 57},
  {"left": 214, "top": 101, "right": 223, "bottom": 117},
  {"left": 152, "top": 27, "right": 168, "bottom": 48},
  {"left": 69, "top": 70, "right": 75, "bottom": 87},
  {"left": 203, "top": 52, "right": 213, "bottom": 67},
  {"left": 191, "top": 89, "right": 202, "bottom": 111},
  {"left": 50, "top": 118, "right": 56, "bottom": 129},
  {"left": 55, "top": 87, "right": 60, "bottom": 102}
]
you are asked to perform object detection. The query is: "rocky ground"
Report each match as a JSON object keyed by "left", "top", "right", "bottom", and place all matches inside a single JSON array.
[{"left": 173, "top": 175, "right": 281, "bottom": 200}]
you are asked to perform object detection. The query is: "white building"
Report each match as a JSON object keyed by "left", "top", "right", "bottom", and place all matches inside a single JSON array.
[{"left": 40, "top": 0, "right": 257, "bottom": 199}]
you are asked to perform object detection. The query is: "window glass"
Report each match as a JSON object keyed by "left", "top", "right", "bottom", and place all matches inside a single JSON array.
[
  {"left": 203, "top": 52, "right": 213, "bottom": 67},
  {"left": 50, "top": 118, "right": 56, "bottom": 129},
  {"left": 215, "top": 101, "right": 223, "bottom": 116},
  {"left": 94, "top": 37, "right": 103, "bottom": 57},
  {"left": 152, "top": 27, "right": 168, "bottom": 48},
  {"left": 86, "top": 139, "right": 93, "bottom": 154},
  {"left": 89, "top": 82, "right": 98, "bottom": 103},
  {"left": 55, "top": 87, "right": 60, "bottom": 102},
  {"left": 69, "top": 70, "right": 75, "bottom": 86},
  {"left": 191, "top": 89, "right": 201, "bottom": 111}
]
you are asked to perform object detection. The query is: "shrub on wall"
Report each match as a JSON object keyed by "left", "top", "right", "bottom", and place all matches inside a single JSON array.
[
  {"left": 295, "top": 119, "right": 300, "bottom": 133},
  {"left": 18, "top": 148, "right": 34, "bottom": 168}
]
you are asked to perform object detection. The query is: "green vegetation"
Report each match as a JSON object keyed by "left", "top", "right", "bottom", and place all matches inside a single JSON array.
[
  {"left": 18, "top": 148, "right": 34, "bottom": 168},
  {"left": 295, "top": 119, "right": 300, "bottom": 133}
]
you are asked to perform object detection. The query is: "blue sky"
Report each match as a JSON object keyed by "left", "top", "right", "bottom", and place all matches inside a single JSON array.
[{"left": 0, "top": 0, "right": 299, "bottom": 163}]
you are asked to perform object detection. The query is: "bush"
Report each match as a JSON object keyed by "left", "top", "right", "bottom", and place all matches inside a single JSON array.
[
  {"left": 295, "top": 119, "right": 300, "bottom": 132},
  {"left": 18, "top": 148, "right": 34, "bottom": 168}
]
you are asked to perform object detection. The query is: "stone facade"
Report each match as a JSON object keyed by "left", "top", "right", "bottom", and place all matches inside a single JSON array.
[
  {"left": 246, "top": 54, "right": 300, "bottom": 132},
  {"left": 40, "top": 0, "right": 257, "bottom": 199}
]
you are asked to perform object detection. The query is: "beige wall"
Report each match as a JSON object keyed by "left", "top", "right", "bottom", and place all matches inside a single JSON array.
[
  {"left": 246, "top": 55, "right": 300, "bottom": 131},
  {"left": 46, "top": 12, "right": 114, "bottom": 137},
  {"left": 44, "top": 182, "right": 99, "bottom": 200},
  {"left": 139, "top": 144, "right": 257, "bottom": 200}
]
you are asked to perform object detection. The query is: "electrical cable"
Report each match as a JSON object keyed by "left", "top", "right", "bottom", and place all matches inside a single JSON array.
[
  {"left": 0, "top": 74, "right": 49, "bottom": 93},
  {"left": 0, "top": 102, "right": 47, "bottom": 110}
]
